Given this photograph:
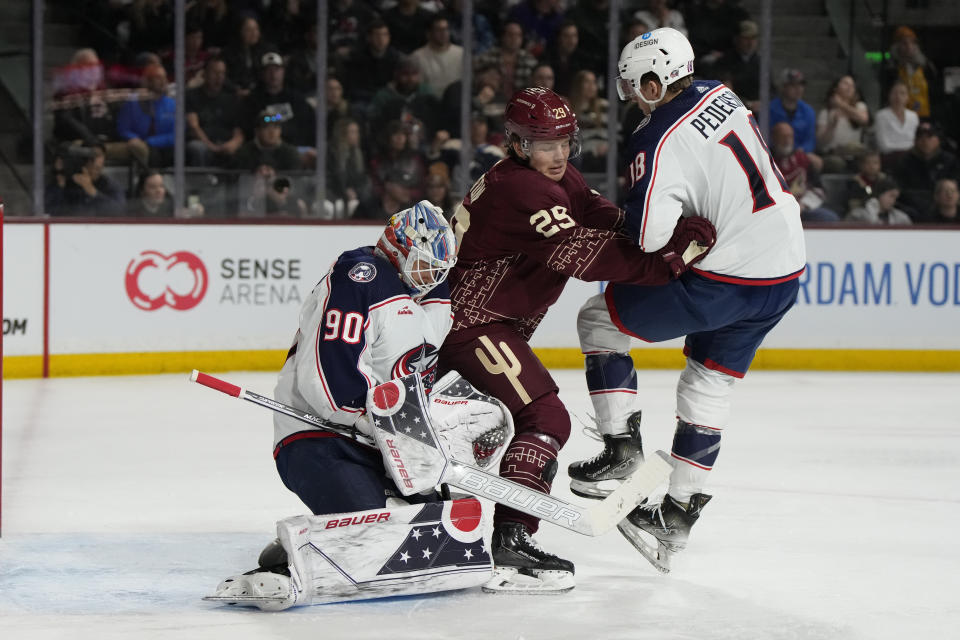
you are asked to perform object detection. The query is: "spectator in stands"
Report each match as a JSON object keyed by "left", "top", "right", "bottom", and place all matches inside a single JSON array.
[
  {"left": 770, "top": 122, "right": 839, "bottom": 223},
  {"left": 444, "top": 0, "right": 495, "bottom": 55},
  {"left": 352, "top": 166, "right": 417, "bottom": 221},
  {"left": 128, "top": 0, "right": 175, "bottom": 56},
  {"left": 327, "top": 117, "right": 372, "bottom": 216},
  {"left": 128, "top": 170, "right": 174, "bottom": 217},
  {"left": 845, "top": 150, "right": 888, "bottom": 215},
  {"left": 543, "top": 21, "right": 599, "bottom": 98},
  {"left": 429, "top": 112, "right": 506, "bottom": 183},
  {"left": 52, "top": 48, "right": 104, "bottom": 99},
  {"left": 567, "top": 70, "right": 609, "bottom": 173},
  {"left": 633, "top": 0, "right": 687, "bottom": 36},
  {"left": 343, "top": 20, "right": 401, "bottom": 109},
  {"left": 874, "top": 80, "right": 920, "bottom": 171},
  {"left": 49, "top": 144, "right": 125, "bottom": 216},
  {"left": 507, "top": 0, "right": 565, "bottom": 59},
  {"left": 329, "top": 0, "right": 379, "bottom": 63},
  {"left": 286, "top": 22, "right": 320, "bottom": 97},
  {"left": 262, "top": 0, "right": 312, "bottom": 55},
  {"left": 325, "top": 75, "right": 356, "bottom": 139},
  {"left": 770, "top": 68, "right": 818, "bottom": 157},
  {"left": 847, "top": 177, "right": 912, "bottom": 225},
  {"left": 424, "top": 168, "right": 455, "bottom": 216},
  {"left": 234, "top": 108, "right": 303, "bottom": 172},
  {"left": 223, "top": 15, "right": 274, "bottom": 95},
  {"left": 816, "top": 75, "right": 870, "bottom": 173},
  {"left": 623, "top": 17, "right": 652, "bottom": 46},
  {"left": 242, "top": 52, "right": 317, "bottom": 149},
  {"left": 440, "top": 63, "right": 507, "bottom": 137},
  {"left": 927, "top": 178, "right": 959, "bottom": 224},
  {"left": 685, "top": 0, "right": 750, "bottom": 69},
  {"left": 383, "top": 0, "right": 434, "bottom": 55},
  {"left": 713, "top": 20, "right": 760, "bottom": 109},
  {"left": 188, "top": 0, "right": 233, "bottom": 50},
  {"left": 410, "top": 15, "right": 463, "bottom": 100},
  {"left": 367, "top": 56, "right": 441, "bottom": 145},
  {"left": 474, "top": 21, "right": 539, "bottom": 98},
  {"left": 163, "top": 21, "right": 211, "bottom": 91},
  {"left": 243, "top": 166, "right": 308, "bottom": 217},
  {"left": 884, "top": 26, "right": 939, "bottom": 119},
  {"left": 185, "top": 56, "right": 244, "bottom": 167},
  {"left": 116, "top": 63, "right": 176, "bottom": 168},
  {"left": 368, "top": 119, "right": 428, "bottom": 200},
  {"left": 894, "top": 120, "right": 960, "bottom": 216},
  {"left": 566, "top": 0, "right": 613, "bottom": 60},
  {"left": 528, "top": 63, "right": 556, "bottom": 91},
  {"left": 52, "top": 50, "right": 129, "bottom": 163}
]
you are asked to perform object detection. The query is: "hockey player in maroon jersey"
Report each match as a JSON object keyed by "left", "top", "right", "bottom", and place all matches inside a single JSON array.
[{"left": 437, "top": 87, "right": 717, "bottom": 594}]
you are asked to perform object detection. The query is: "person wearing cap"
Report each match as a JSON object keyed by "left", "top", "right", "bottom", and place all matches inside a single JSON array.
[
  {"left": 770, "top": 67, "right": 819, "bottom": 156},
  {"left": 847, "top": 177, "right": 912, "bottom": 225},
  {"left": 115, "top": 63, "right": 176, "bottom": 168},
  {"left": 352, "top": 166, "right": 417, "bottom": 221},
  {"left": 241, "top": 51, "right": 316, "bottom": 148},
  {"left": 233, "top": 108, "right": 302, "bottom": 173},
  {"left": 894, "top": 120, "right": 960, "bottom": 215},
  {"left": 884, "top": 25, "right": 940, "bottom": 119}
]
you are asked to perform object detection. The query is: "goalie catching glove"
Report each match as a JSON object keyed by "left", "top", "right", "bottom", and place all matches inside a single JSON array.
[
  {"left": 429, "top": 371, "right": 514, "bottom": 469},
  {"left": 355, "top": 371, "right": 513, "bottom": 471}
]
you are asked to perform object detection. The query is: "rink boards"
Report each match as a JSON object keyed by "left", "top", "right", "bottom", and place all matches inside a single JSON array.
[{"left": 3, "top": 221, "right": 960, "bottom": 377}]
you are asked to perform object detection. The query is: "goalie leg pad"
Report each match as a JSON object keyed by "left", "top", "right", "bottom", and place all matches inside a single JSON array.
[{"left": 277, "top": 498, "right": 493, "bottom": 606}]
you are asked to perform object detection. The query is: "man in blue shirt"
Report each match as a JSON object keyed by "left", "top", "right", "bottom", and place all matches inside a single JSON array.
[
  {"left": 116, "top": 63, "right": 176, "bottom": 168},
  {"left": 769, "top": 68, "right": 819, "bottom": 158}
]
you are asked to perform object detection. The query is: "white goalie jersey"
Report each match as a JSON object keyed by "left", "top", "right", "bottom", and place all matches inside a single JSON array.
[
  {"left": 623, "top": 80, "right": 806, "bottom": 283},
  {"left": 273, "top": 247, "right": 453, "bottom": 446}
]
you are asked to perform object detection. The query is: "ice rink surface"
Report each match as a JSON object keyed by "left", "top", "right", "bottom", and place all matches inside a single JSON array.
[{"left": 1, "top": 368, "right": 959, "bottom": 640}]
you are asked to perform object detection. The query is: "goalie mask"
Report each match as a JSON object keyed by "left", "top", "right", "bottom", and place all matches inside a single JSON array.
[
  {"left": 504, "top": 87, "right": 582, "bottom": 159},
  {"left": 376, "top": 200, "right": 458, "bottom": 297},
  {"left": 617, "top": 27, "right": 695, "bottom": 106}
]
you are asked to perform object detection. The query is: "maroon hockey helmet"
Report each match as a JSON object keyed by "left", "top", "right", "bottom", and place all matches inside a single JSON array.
[{"left": 503, "top": 87, "right": 582, "bottom": 158}]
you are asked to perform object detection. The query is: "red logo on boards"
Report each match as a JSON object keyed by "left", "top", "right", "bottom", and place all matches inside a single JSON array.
[{"left": 125, "top": 250, "right": 208, "bottom": 311}]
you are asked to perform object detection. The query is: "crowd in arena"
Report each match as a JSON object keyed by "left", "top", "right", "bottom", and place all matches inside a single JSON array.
[{"left": 43, "top": 0, "right": 959, "bottom": 224}]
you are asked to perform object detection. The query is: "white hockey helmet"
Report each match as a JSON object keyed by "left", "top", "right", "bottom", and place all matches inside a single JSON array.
[
  {"left": 375, "top": 200, "right": 458, "bottom": 297},
  {"left": 616, "top": 27, "right": 695, "bottom": 105}
]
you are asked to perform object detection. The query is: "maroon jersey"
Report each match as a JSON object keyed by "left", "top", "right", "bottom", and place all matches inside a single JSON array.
[{"left": 448, "top": 157, "right": 675, "bottom": 340}]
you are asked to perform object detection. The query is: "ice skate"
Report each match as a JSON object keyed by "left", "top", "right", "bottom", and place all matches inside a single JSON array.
[
  {"left": 617, "top": 493, "right": 711, "bottom": 574},
  {"left": 568, "top": 411, "right": 644, "bottom": 499},
  {"left": 482, "top": 522, "right": 575, "bottom": 595}
]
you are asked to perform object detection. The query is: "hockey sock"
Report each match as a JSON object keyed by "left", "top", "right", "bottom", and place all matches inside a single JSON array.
[
  {"left": 668, "top": 420, "right": 722, "bottom": 502},
  {"left": 494, "top": 433, "right": 559, "bottom": 534},
  {"left": 585, "top": 352, "right": 638, "bottom": 436}
]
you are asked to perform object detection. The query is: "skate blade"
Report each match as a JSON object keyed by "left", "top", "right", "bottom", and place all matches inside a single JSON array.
[
  {"left": 203, "top": 594, "right": 292, "bottom": 606},
  {"left": 616, "top": 522, "right": 673, "bottom": 574},
  {"left": 481, "top": 567, "right": 575, "bottom": 595},
  {"left": 568, "top": 478, "right": 618, "bottom": 500}
]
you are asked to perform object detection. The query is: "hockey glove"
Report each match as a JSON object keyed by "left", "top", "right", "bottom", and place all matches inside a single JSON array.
[{"left": 659, "top": 216, "right": 717, "bottom": 278}]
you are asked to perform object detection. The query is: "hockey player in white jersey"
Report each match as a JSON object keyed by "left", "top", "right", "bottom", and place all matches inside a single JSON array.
[
  {"left": 207, "top": 201, "right": 517, "bottom": 609},
  {"left": 567, "top": 28, "right": 806, "bottom": 572}
]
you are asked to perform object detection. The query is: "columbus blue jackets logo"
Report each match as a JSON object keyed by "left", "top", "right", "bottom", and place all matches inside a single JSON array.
[
  {"left": 392, "top": 343, "right": 439, "bottom": 384},
  {"left": 348, "top": 262, "right": 377, "bottom": 282}
]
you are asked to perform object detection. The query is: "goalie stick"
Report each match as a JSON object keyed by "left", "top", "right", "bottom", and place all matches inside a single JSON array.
[{"left": 190, "top": 369, "right": 672, "bottom": 537}]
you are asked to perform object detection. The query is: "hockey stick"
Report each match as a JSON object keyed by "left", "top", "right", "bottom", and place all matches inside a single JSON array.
[{"left": 190, "top": 370, "right": 672, "bottom": 537}]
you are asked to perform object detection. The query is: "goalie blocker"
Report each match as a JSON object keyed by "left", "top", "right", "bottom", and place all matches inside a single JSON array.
[{"left": 205, "top": 498, "right": 493, "bottom": 610}]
